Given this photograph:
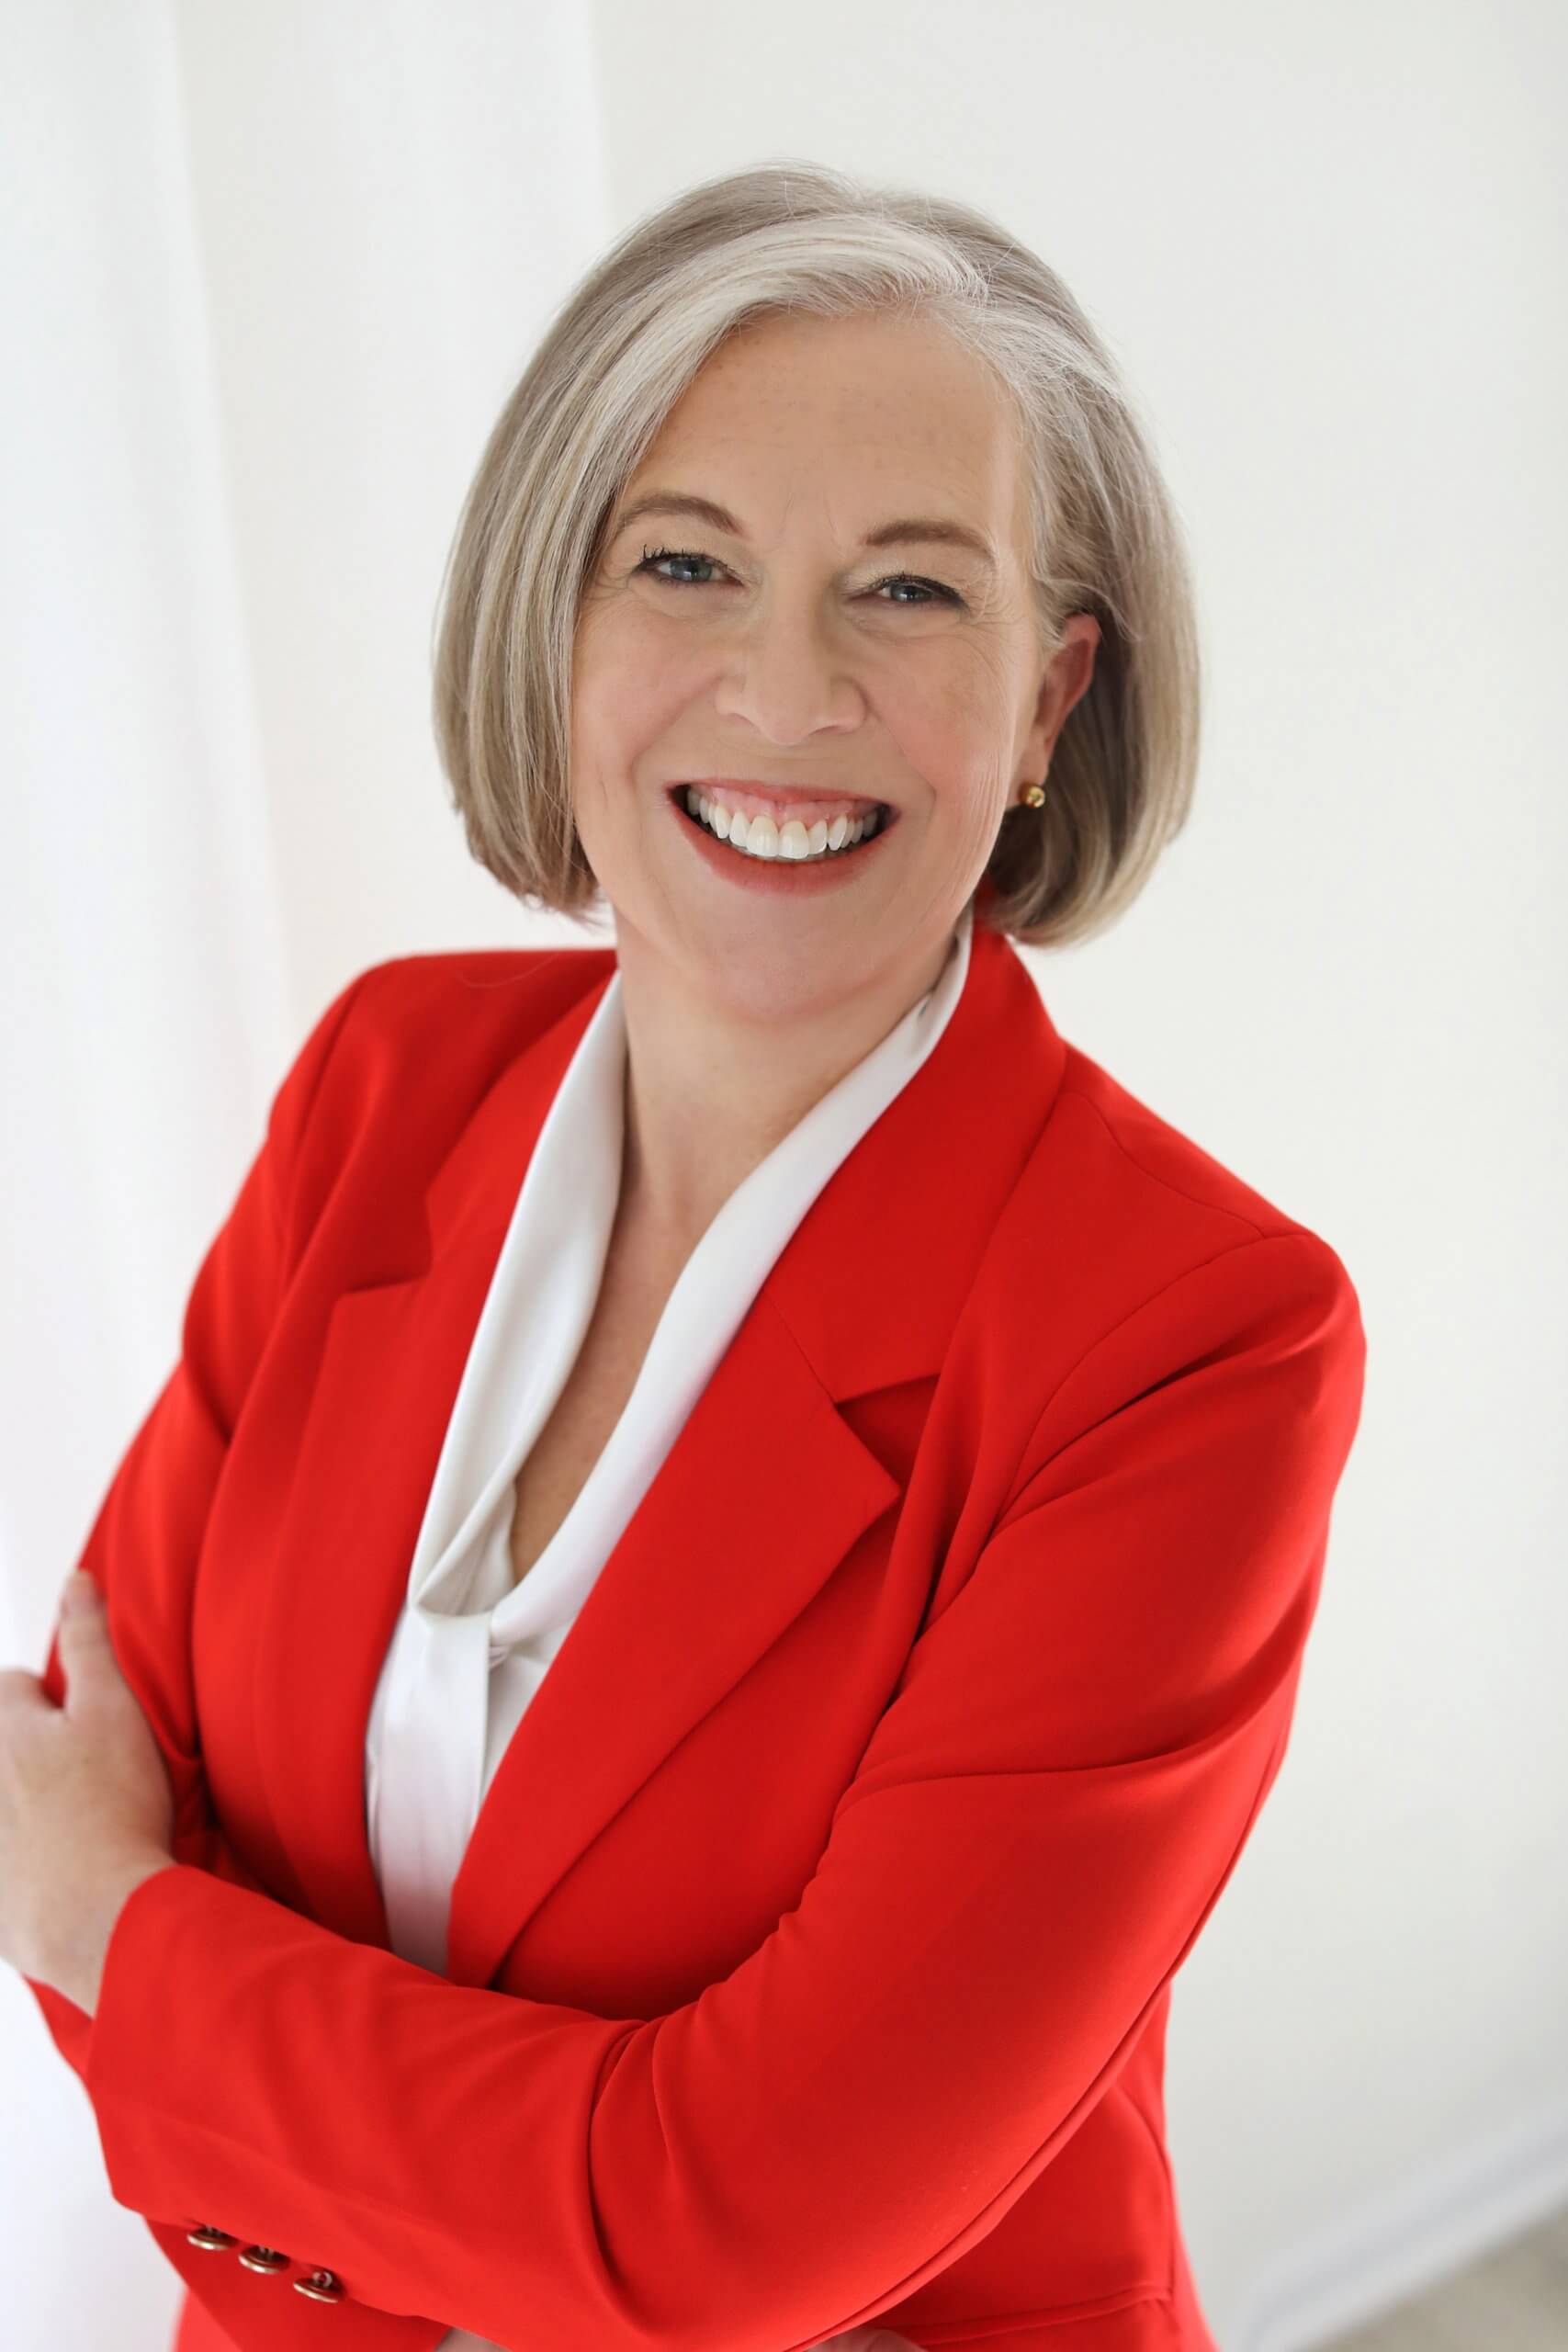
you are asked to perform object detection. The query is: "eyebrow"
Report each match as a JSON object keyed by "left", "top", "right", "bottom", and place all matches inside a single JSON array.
[{"left": 612, "top": 490, "right": 998, "bottom": 575}]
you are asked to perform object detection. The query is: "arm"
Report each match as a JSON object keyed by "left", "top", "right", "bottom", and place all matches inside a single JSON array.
[
  {"left": 21, "top": 969, "right": 374, "bottom": 2079},
  {"left": 78, "top": 1230, "right": 1367, "bottom": 2352}
]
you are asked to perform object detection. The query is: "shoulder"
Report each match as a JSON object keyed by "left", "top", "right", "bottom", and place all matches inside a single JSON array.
[
  {"left": 1055, "top": 1041, "right": 1317, "bottom": 1245},
  {"left": 337, "top": 943, "right": 614, "bottom": 1045},
  {"left": 1010, "top": 1028, "right": 1365, "bottom": 1384},
  {"left": 977, "top": 1035, "right": 1368, "bottom": 1508},
  {"left": 265, "top": 942, "right": 615, "bottom": 1220},
  {"left": 299, "top": 942, "right": 615, "bottom": 1102}
]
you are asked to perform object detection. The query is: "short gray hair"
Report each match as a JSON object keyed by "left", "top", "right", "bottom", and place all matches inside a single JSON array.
[{"left": 432, "top": 159, "right": 1201, "bottom": 947}]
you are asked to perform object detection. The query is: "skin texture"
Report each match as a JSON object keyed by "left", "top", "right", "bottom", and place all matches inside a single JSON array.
[
  {"left": 0, "top": 1572, "right": 175, "bottom": 2014},
  {"left": 1, "top": 309, "right": 1102, "bottom": 2017},
  {"left": 571, "top": 307, "right": 1100, "bottom": 1252}
]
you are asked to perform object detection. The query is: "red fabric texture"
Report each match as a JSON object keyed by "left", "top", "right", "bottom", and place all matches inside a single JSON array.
[{"left": 24, "top": 922, "right": 1366, "bottom": 2351}]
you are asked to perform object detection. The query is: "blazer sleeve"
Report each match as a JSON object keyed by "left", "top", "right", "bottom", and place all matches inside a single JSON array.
[
  {"left": 21, "top": 967, "right": 374, "bottom": 2082},
  {"left": 72, "top": 1226, "right": 1367, "bottom": 2352}
]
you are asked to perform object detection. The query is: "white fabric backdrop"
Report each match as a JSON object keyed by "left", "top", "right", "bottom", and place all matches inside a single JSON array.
[
  {"left": 1, "top": 7, "right": 288, "bottom": 2337},
  {"left": 3, "top": 5, "right": 1565, "bottom": 2350},
  {"left": 0, "top": 5, "right": 602, "bottom": 2345}
]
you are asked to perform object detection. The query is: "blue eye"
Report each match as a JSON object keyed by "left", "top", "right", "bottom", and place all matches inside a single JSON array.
[{"left": 636, "top": 544, "right": 961, "bottom": 607}]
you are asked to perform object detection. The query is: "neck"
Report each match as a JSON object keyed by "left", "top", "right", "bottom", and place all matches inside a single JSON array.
[{"left": 613, "top": 924, "right": 960, "bottom": 1250}]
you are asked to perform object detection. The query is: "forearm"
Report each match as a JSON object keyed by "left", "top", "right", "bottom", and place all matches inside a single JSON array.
[
  {"left": 30, "top": 1849, "right": 177, "bottom": 2018},
  {"left": 80, "top": 1660, "right": 1287, "bottom": 2352},
  {"left": 25, "top": 1810, "right": 285, "bottom": 2086}
]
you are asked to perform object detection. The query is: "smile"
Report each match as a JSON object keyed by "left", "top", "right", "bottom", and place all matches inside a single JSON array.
[
  {"left": 678, "top": 785, "right": 887, "bottom": 863},
  {"left": 667, "top": 784, "right": 897, "bottom": 896}
]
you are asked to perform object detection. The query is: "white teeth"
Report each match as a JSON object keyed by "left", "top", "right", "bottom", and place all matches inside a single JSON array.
[{"left": 682, "top": 786, "right": 883, "bottom": 863}]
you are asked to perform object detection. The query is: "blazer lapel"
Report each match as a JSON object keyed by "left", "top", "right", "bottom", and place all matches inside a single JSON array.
[
  {"left": 252, "top": 970, "right": 613, "bottom": 1955},
  {"left": 252, "top": 921, "right": 1066, "bottom": 1984}
]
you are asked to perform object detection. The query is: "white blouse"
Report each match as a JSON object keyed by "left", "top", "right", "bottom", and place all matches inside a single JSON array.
[{"left": 362, "top": 901, "right": 973, "bottom": 2352}]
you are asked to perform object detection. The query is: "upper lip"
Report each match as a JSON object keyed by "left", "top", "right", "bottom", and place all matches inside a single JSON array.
[{"left": 671, "top": 776, "right": 892, "bottom": 811}]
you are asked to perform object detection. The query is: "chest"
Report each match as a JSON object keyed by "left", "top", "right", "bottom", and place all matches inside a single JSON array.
[{"left": 505, "top": 1228, "right": 686, "bottom": 1588}]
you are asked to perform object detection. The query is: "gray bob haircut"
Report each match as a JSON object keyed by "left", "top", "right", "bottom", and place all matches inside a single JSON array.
[{"left": 431, "top": 159, "right": 1201, "bottom": 948}]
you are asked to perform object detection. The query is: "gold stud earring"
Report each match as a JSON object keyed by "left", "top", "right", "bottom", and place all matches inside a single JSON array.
[{"left": 1019, "top": 781, "right": 1046, "bottom": 808}]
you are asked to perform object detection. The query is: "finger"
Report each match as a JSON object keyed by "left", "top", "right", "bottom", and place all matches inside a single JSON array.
[
  {"left": 58, "top": 1577, "right": 121, "bottom": 1696},
  {"left": 61, "top": 1570, "right": 103, "bottom": 1617}
]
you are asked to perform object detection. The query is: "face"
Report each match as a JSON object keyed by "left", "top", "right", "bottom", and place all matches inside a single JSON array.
[{"left": 570, "top": 309, "right": 1100, "bottom": 1027}]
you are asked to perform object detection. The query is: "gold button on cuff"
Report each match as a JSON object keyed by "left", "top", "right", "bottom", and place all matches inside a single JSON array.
[
  {"left": 294, "top": 2269, "right": 345, "bottom": 2303},
  {"left": 237, "top": 2245, "right": 289, "bottom": 2274},
  {"left": 186, "top": 2224, "right": 239, "bottom": 2251}
]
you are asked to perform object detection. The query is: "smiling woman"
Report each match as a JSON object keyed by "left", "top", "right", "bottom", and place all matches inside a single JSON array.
[
  {"left": 20, "top": 159, "right": 1362, "bottom": 2352},
  {"left": 432, "top": 164, "right": 1200, "bottom": 967},
  {"left": 562, "top": 299, "right": 1098, "bottom": 1025}
]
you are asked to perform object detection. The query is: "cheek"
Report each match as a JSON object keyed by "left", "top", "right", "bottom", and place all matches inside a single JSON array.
[
  {"left": 945, "top": 785, "right": 1011, "bottom": 867},
  {"left": 923, "top": 670, "right": 1021, "bottom": 817},
  {"left": 577, "top": 620, "right": 705, "bottom": 761},
  {"left": 889, "top": 708, "right": 1008, "bottom": 834}
]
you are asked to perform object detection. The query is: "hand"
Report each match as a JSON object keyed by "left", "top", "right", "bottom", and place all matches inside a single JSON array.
[{"left": 0, "top": 1569, "right": 177, "bottom": 2005}]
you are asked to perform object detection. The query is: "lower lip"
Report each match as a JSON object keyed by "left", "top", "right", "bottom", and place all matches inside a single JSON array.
[{"left": 666, "top": 791, "right": 897, "bottom": 895}]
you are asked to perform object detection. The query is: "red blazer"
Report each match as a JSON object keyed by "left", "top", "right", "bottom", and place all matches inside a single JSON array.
[{"left": 28, "top": 915, "right": 1367, "bottom": 2352}]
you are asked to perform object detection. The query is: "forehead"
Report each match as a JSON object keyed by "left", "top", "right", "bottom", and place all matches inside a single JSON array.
[{"left": 620, "top": 311, "right": 1025, "bottom": 549}]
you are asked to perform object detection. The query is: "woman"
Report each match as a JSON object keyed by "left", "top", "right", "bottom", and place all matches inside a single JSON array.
[{"left": 4, "top": 163, "right": 1366, "bottom": 2352}]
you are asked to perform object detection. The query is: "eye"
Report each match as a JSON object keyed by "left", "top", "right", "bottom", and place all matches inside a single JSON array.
[{"left": 635, "top": 545, "right": 962, "bottom": 607}]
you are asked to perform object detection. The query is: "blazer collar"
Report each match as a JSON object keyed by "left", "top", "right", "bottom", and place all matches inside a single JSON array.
[
  {"left": 406, "top": 910, "right": 1065, "bottom": 1401},
  {"left": 251, "top": 914, "right": 1066, "bottom": 1984}
]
